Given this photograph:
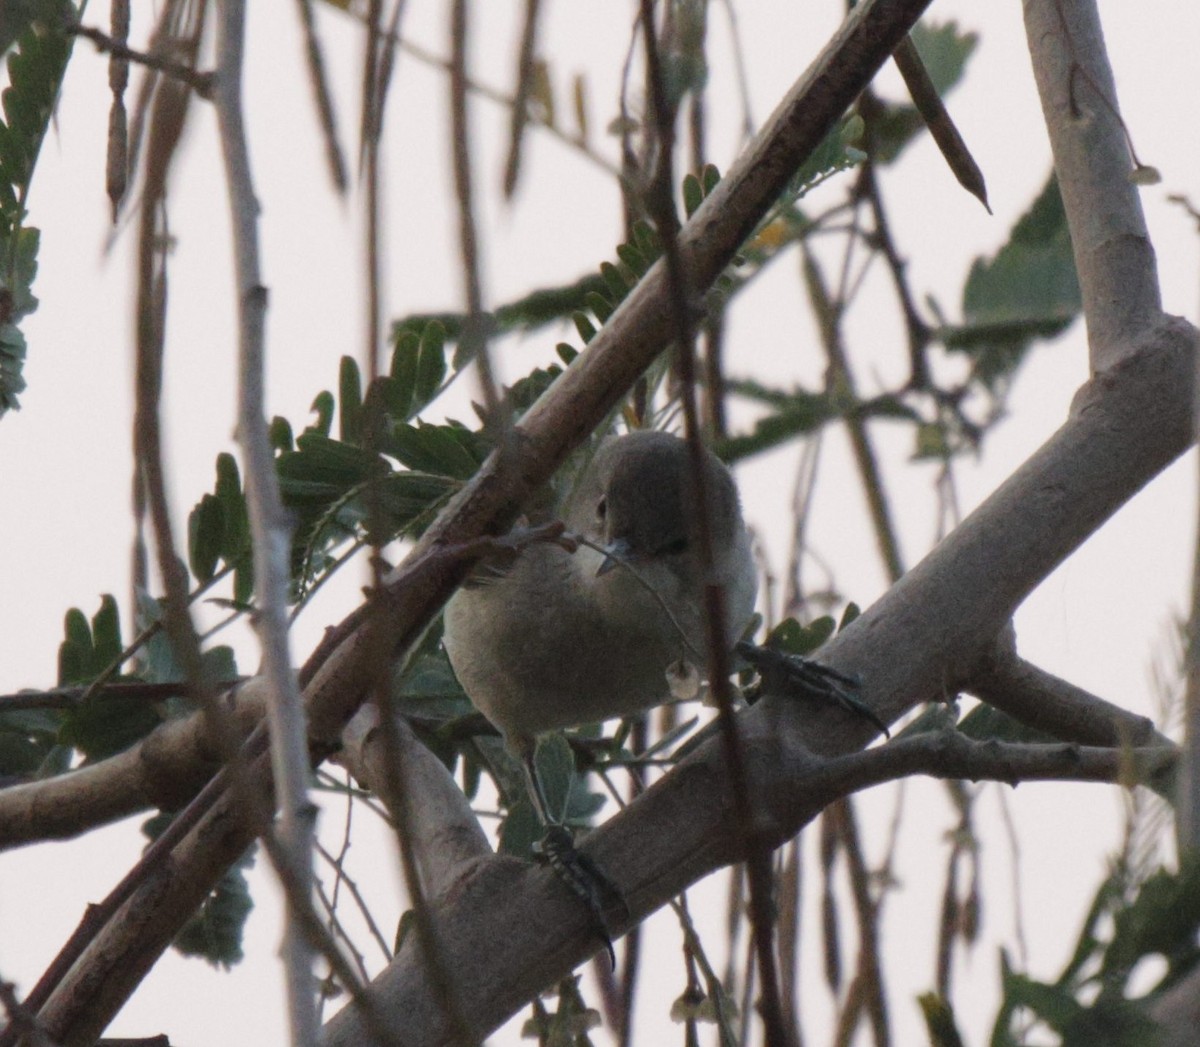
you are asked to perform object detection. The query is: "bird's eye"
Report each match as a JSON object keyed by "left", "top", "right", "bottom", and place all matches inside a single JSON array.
[{"left": 596, "top": 496, "right": 607, "bottom": 520}]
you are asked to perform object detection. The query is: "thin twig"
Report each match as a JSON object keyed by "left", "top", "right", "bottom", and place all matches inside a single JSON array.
[
  {"left": 341, "top": 6, "right": 623, "bottom": 181},
  {"left": 213, "top": 4, "right": 318, "bottom": 1042},
  {"left": 801, "top": 242, "right": 905, "bottom": 582},
  {"left": 313, "top": 875, "right": 372, "bottom": 985},
  {"left": 292, "top": 0, "right": 348, "bottom": 193},
  {"left": 69, "top": 22, "right": 214, "bottom": 97},
  {"left": 636, "top": 3, "right": 790, "bottom": 1044},
  {"left": 315, "top": 839, "right": 395, "bottom": 965},
  {"left": 831, "top": 800, "right": 890, "bottom": 1046},
  {"left": 502, "top": 0, "right": 542, "bottom": 199},
  {"left": 596, "top": 764, "right": 737, "bottom": 1046},
  {"left": 450, "top": 0, "right": 501, "bottom": 430}
]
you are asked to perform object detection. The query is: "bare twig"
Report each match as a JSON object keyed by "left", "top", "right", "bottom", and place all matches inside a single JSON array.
[
  {"left": 213, "top": 3, "right": 318, "bottom": 1043},
  {"left": 635, "top": 2, "right": 791, "bottom": 1043},
  {"left": 0, "top": 680, "right": 206, "bottom": 711},
  {"left": 801, "top": 243, "right": 905, "bottom": 581},
  {"left": 293, "top": 0, "right": 348, "bottom": 193},
  {"left": 315, "top": 839, "right": 394, "bottom": 965},
  {"left": 340, "top": 5, "right": 623, "bottom": 181},
  {"left": 827, "top": 800, "right": 889, "bottom": 1046},
  {"left": 450, "top": 0, "right": 501, "bottom": 429},
  {"left": 69, "top": 22, "right": 213, "bottom": 97},
  {"left": 502, "top": 0, "right": 542, "bottom": 199}
]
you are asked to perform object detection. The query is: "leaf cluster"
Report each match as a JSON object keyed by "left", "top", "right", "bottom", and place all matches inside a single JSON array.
[
  {"left": 0, "top": 8, "right": 69, "bottom": 415},
  {"left": 986, "top": 857, "right": 1200, "bottom": 1046}
]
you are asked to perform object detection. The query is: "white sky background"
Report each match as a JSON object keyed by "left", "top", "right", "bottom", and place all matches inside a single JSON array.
[{"left": 0, "top": 1, "right": 1198, "bottom": 1044}]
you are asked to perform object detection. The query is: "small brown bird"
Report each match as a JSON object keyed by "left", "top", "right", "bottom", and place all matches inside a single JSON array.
[{"left": 443, "top": 430, "right": 757, "bottom": 825}]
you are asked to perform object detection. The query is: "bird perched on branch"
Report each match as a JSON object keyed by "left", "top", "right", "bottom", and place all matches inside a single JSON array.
[{"left": 443, "top": 428, "right": 758, "bottom": 833}]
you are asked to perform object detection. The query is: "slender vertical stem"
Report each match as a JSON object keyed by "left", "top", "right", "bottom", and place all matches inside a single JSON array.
[
  {"left": 636, "top": 2, "right": 790, "bottom": 1044},
  {"left": 450, "top": 0, "right": 500, "bottom": 425},
  {"left": 213, "top": 4, "right": 317, "bottom": 1044}
]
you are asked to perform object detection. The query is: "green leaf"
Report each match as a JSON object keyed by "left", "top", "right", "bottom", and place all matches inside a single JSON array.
[
  {"left": 1102, "top": 859, "right": 1200, "bottom": 987},
  {"left": 717, "top": 385, "right": 836, "bottom": 462},
  {"left": 0, "top": 704, "right": 63, "bottom": 777},
  {"left": 136, "top": 591, "right": 181, "bottom": 683},
  {"left": 631, "top": 220, "right": 661, "bottom": 263},
  {"left": 767, "top": 615, "right": 835, "bottom": 657},
  {"left": 144, "top": 811, "right": 256, "bottom": 969},
  {"left": 999, "top": 972, "right": 1086, "bottom": 1034},
  {"left": 268, "top": 415, "right": 293, "bottom": 452},
  {"left": 383, "top": 322, "right": 448, "bottom": 424},
  {"left": 338, "top": 355, "right": 363, "bottom": 444},
  {"left": 616, "top": 242, "right": 647, "bottom": 277},
  {"left": 277, "top": 434, "right": 390, "bottom": 576},
  {"left": 892, "top": 701, "right": 960, "bottom": 739},
  {"left": 368, "top": 470, "right": 459, "bottom": 538},
  {"left": 189, "top": 493, "right": 224, "bottom": 581},
  {"left": 389, "top": 331, "right": 420, "bottom": 418},
  {"left": 216, "top": 455, "right": 249, "bottom": 555},
  {"left": 0, "top": 13, "right": 70, "bottom": 216},
  {"left": 279, "top": 433, "right": 388, "bottom": 497},
  {"left": 914, "top": 421, "right": 951, "bottom": 461},
  {"left": 0, "top": 12, "right": 66, "bottom": 413},
  {"left": 2, "top": 223, "right": 37, "bottom": 318},
  {"left": 584, "top": 290, "right": 613, "bottom": 325},
  {"left": 413, "top": 320, "right": 447, "bottom": 414},
  {"left": 534, "top": 732, "right": 574, "bottom": 826},
  {"left": 59, "top": 690, "right": 161, "bottom": 762},
  {"left": 91, "top": 595, "right": 122, "bottom": 667},
  {"left": 1055, "top": 873, "right": 1122, "bottom": 990},
  {"left": 784, "top": 113, "right": 866, "bottom": 201},
  {"left": 573, "top": 311, "right": 596, "bottom": 344},
  {"left": 498, "top": 797, "right": 541, "bottom": 859},
  {"left": 0, "top": 322, "right": 26, "bottom": 413},
  {"left": 910, "top": 20, "right": 979, "bottom": 96},
  {"left": 940, "top": 173, "right": 1080, "bottom": 387},
  {"left": 957, "top": 703, "right": 1057, "bottom": 745},
  {"left": 598, "top": 261, "right": 631, "bottom": 302},
  {"left": 391, "top": 273, "right": 609, "bottom": 345},
  {"left": 383, "top": 422, "right": 485, "bottom": 480},
  {"left": 57, "top": 597, "right": 124, "bottom": 686},
  {"left": 188, "top": 453, "right": 250, "bottom": 586},
  {"left": 308, "top": 390, "right": 334, "bottom": 436},
  {"left": 682, "top": 171, "right": 703, "bottom": 217},
  {"left": 500, "top": 363, "right": 562, "bottom": 417},
  {"left": 394, "top": 650, "right": 472, "bottom": 718},
  {"left": 201, "top": 645, "right": 238, "bottom": 687},
  {"left": 564, "top": 769, "right": 606, "bottom": 825},
  {"left": 918, "top": 993, "right": 966, "bottom": 1047},
  {"left": 0, "top": 229, "right": 39, "bottom": 416}
]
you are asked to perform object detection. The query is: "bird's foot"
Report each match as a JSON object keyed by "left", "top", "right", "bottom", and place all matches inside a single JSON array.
[
  {"left": 736, "top": 641, "right": 889, "bottom": 738},
  {"left": 535, "top": 824, "right": 627, "bottom": 967}
]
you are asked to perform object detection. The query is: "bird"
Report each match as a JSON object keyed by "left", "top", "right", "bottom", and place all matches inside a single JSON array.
[{"left": 442, "top": 429, "right": 758, "bottom": 830}]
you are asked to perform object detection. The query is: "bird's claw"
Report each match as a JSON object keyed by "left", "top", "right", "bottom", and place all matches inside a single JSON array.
[
  {"left": 736, "top": 641, "right": 889, "bottom": 738},
  {"left": 535, "top": 825, "right": 627, "bottom": 968}
]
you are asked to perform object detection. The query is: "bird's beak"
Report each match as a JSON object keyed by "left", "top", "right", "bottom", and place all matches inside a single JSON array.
[{"left": 597, "top": 537, "right": 632, "bottom": 576}]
